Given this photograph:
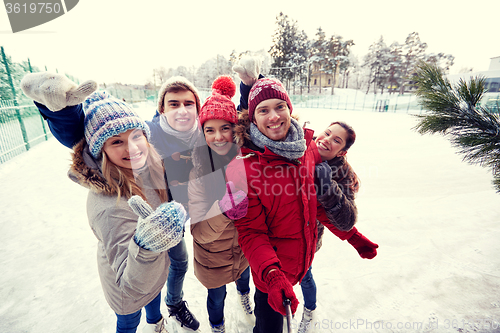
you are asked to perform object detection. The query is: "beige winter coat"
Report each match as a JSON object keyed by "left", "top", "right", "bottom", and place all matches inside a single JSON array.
[
  {"left": 68, "top": 139, "right": 171, "bottom": 315},
  {"left": 188, "top": 166, "right": 249, "bottom": 290}
]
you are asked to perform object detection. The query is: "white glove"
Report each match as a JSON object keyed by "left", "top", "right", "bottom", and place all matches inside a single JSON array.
[
  {"left": 20, "top": 72, "right": 97, "bottom": 111},
  {"left": 129, "top": 196, "right": 186, "bottom": 253},
  {"left": 232, "top": 55, "right": 261, "bottom": 86}
]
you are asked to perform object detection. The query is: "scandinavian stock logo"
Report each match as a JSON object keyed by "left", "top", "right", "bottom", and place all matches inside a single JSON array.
[{"left": 3, "top": 0, "right": 79, "bottom": 33}]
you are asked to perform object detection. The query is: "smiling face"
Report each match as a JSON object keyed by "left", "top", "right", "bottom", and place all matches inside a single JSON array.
[
  {"left": 203, "top": 119, "right": 234, "bottom": 156},
  {"left": 252, "top": 98, "right": 291, "bottom": 141},
  {"left": 315, "top": 123, "right": 349, "bottom": 161},
  {"left": 162, "top": 90, "right": 198, "bottom": 132},
  {"left": 102, "top": 129, "right": 149, "bottom": 169}
]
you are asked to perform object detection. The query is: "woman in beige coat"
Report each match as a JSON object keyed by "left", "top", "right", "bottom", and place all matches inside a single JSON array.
[
  {"left": 67, "top": 91, "right": 187, "bottom": 333},
  {"left": 187, "top": 76, "right": 251, "bottom": 333}
]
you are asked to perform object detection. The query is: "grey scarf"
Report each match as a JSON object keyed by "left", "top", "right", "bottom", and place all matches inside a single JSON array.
[
  {"left": 160, "top": 114, "right": 201, "bottom": 148},
  {"left": 250, "top": 118, "right": 306, "bottom": 160}
]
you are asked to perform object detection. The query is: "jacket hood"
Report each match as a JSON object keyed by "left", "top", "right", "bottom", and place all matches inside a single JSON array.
[
  {"left": 234, "top": 109, "right": 252, "bottom": 147},
  {"left": 68, "top": 138, "right": 116, "bottom": 195}
]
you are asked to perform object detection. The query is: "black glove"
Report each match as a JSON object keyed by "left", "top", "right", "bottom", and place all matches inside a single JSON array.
[{"left": 314, "top": 162, "right": 332, "bottom": 196}]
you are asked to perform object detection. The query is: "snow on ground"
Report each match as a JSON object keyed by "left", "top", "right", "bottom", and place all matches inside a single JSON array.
[{"left": 1, "top": 107, "right": 500, "bottom": 333}]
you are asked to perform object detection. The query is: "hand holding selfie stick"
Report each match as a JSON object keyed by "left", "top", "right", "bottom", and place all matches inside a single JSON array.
[{"left": 283, "top": 296, "right": 293, "bottom": 333}]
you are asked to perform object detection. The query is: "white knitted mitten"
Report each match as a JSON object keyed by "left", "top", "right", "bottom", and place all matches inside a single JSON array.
[
  {"left": 233, "top": 55, "right": 261, "bottom": 86},
  {"left": 129, "top": 196, "right": 186, "bottom": 253},
  {"left": 20, "top": 72, "right": 97, "bottom": 111}
]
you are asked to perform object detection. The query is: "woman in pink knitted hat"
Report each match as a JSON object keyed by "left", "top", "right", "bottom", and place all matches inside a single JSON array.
[{"left": 188, "top": 76, "right": 252, "bottom": 333}]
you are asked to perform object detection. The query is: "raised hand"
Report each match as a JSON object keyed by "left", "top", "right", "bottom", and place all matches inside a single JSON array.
[
  {"left": 232, "top": 55, "right": 261, "bottom": 86},
  {"left": 21, "top": 72, "right": 97, "bottom": 111}
]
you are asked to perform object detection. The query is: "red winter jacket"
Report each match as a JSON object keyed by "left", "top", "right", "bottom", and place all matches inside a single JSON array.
[{"left": 226, "top": 123, "right": 327, "bottom": 293}]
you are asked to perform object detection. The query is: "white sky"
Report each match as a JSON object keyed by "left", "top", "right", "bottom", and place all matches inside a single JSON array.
[{"left": 1, "top": 0, "right": 499, "bottom": 85}]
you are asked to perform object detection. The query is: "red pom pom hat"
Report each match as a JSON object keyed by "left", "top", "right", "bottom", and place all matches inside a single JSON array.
[{"left": 199, "top": 75, "right": 238, "bottom": 126}]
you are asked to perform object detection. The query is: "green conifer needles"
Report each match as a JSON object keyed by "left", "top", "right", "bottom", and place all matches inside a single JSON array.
[{"left": 414, "top": 61, "right": 500, "bottom": 192}]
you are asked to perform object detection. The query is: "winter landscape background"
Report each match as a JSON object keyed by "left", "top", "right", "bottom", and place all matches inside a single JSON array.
[{"left": 1, "top": 103, "right": 500, "bottom": 333}]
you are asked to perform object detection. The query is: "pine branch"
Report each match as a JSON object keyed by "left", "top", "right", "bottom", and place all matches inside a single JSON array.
[
  {"left": 493, "top": 174, "right": 500, "bottom": 191},
  {"left": 414, "top": 61, "right": 500, "bottom": 192}
]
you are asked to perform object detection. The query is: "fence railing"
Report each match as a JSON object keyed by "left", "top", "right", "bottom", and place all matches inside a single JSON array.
[
  {"left": 0, "top": 86, "right": 212, "bottom": 165},
  {"left": 290, "top": 91, "right": 424, "bottom": 114},
  {"left": 0, "top": 99, "right": 52, "bottom": 164},
  {"left": 1, "top": 90, "right": 498, "bottom": 165},
  {"left": 289, "top": 91, "right": 500, "bottom": 114}
]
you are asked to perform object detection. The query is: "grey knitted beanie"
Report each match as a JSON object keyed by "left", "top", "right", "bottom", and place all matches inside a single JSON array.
[{"left": 157, "top": 76, "right": 201, "bottom": 115}]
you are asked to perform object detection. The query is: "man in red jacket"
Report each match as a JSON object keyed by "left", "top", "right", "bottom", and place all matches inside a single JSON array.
[{"left": 226, "top": 77, "right": 330, "bottom": 333}]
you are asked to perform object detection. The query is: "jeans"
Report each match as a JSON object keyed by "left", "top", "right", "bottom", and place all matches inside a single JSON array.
[
  {"left": 300, "top": 266, "right": 317, "bottom": 311},
  {"left": 164, "top": 237, "right": 188, "bottom": 307},
  {"left": 115, "top": 292, "right": 162, "bottom": 333},
  {"left": 253, "top": 288, "right": 283, "bottom": 333},
  {"left": 207, "top": 266, "right": 251, "bottom": 326}
]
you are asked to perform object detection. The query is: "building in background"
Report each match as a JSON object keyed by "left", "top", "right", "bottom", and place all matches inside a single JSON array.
[
  {"left": 448, "top": 56, "right": 500, "bottom": 93},
  {"left": 446, "top": 56, "right": 500, "bottom": 112},
  {"left": 309, "top": 63, "right": 341, "bottom": 89}
]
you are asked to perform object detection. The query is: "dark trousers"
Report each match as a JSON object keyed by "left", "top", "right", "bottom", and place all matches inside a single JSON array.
[
  {"left": 115, "top": 292, "right": 162, "bottom": 333},
  {"left": 207, "top": 266, "right": 251, "bottom": 326},
  {"left": 300, "top": 266, "right": 317, "bottom": 311},
  {"left": 253, "top": 288, "right": 283, "bottom": 333}
]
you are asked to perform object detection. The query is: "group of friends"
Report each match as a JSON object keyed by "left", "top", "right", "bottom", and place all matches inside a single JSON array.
[{"left": 20, "top": 57, "right": 379, "bottom": 333}]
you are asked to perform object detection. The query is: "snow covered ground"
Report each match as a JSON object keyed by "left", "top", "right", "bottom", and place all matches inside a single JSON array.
[{"left": 1, "top": 106, "right": 500, "bottom": 333}]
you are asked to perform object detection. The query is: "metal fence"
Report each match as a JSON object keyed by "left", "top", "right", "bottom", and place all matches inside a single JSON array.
[
  {"left": 292, "top": 91, "right": 424, "bottom": 114},
  {"left": 0, "top": 99, "right": 51, "bottom": 164},
  {"left": 290, "top": 90, "right": 500, "bottom": 115},
  {"left": 0, "top": 86, "right": 213, "bottom": 165},
  {"left": 1, "top": 90, "right": 498, "bottom": 165}
]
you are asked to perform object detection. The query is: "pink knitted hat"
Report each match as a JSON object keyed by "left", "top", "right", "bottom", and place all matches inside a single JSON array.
[
  {"left": 248, "top": 78, "right": 293, "bottom": 122},
  {"left": 199, "top": 76, "right": 238, "bottom": 126}
]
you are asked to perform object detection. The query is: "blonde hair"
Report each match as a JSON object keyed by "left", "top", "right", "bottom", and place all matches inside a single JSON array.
[{"left": 101, "top": 143, "right": 169, "bottom": 204}]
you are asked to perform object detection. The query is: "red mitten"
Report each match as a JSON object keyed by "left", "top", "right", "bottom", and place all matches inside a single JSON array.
[
  {"left": 347, "top": 230, "right": 379, "bottom": 259},
  {"left": 264, "top": 269, "right": 299, "bottom": 316}
]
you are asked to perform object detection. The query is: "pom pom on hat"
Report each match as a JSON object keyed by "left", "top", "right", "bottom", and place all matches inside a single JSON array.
[
  {"left": 248, "top": 78, "right": 292, "bottom": 122},
  {"left": 199, "top": 76, "right": 238, "bottom": 126},
  {"left": 83, "top": 91, "right": 150, "bottom": 158},
  {"left": 212, "top": 75, "right": 236, "bottom": 99}
]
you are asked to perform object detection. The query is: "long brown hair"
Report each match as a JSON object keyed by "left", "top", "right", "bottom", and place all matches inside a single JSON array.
[
  {"left": 101, "top": 143, "right": 169, "bottom": 204},
  {"left": 328, "top": 121, "right": 360, "bottom": 194}
]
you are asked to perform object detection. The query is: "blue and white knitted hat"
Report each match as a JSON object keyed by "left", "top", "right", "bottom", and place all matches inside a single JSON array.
[{"left": 83, "top": 91, "right": 151, "bottom": 158}]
